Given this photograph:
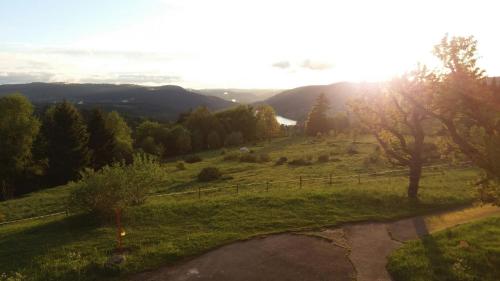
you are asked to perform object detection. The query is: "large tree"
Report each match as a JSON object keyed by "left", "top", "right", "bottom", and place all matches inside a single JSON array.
[
  {"left": 404, "top": 36, "right": 500, "bottom": 203},
  {"left": 305, "top": 93, "right": 330, "bottom": 136},
  {"left": 0, "top": 94, "right": 40, "bottom": 198},
  {"left": 42, "top": 101, "right": 90, "bottom": 185},
  {"left": 350, "top": 71, "right": 431, "bottom": 200},
  {"left": 87, "top": 108, "right": 118, "bottom": 169}
]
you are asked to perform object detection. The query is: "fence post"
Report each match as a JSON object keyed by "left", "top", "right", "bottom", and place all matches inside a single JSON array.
[
  {"left": 300, "top": 176, "right": 302, "bottom": 188},
  {"left": 266, "top": 181, "right": 269, "bottom": 192},
  {"left": 329, "top": 173, "right": 332, "bottom": 185},
  {"left": 358, "top": 174, "right": 361, "bottom": 184},
  {"left": 198, "top": 186, "right": 201, "bottom": 199}
]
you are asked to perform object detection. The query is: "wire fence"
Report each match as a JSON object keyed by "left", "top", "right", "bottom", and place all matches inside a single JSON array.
[{"left": 0, "top": 162, "right": 472, "bottom": 226}]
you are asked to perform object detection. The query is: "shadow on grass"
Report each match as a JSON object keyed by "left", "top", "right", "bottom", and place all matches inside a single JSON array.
[
  {"left": 0, "top": 214, "right": 105, "bottom": 272},
  {"left": 411, "top": 217, "right": 454, "bottom": 280}
]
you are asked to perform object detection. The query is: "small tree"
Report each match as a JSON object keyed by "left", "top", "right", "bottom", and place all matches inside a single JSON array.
[
  {"left": 305, "top": 93, "right": 330, "bottom": 136},
  {"left": 207, "top": 131, "right": 222, "bottom": 149},
  {"left": 350, "top": 71, "right": 431, "bottom": 200},
  {"left": 105, "top": 111, "right": 133, "bottom": 164},
  {"left": 256, "top": 105, "right": 280, "bottom": 140}
]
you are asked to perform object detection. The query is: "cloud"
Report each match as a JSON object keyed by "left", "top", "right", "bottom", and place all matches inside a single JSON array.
[
  {"left": 300, "top": 59, "right": 333, "bottom": 70},
  {"left": 0, "top": 72, "right": 56, "bottom": 84},
  {"left": 272, "top": 61, "right": 291, "bottom": 69},
  {"left": 82, "top": 74, "right": 182, "bottom": 84}
]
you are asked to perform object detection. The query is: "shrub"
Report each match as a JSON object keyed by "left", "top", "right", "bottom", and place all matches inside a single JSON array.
[
  {"left": 223, "top": 152, "right": 240, "bottom": 161},
  {"left": 317, "top": 154, "right": 329, "bottom": 163},
  {"left": 224, "top": 131, "right": 244, "bottom": 147},
  {"left": 239, "top": 154, "right": 257, "bottom": 163},
  {"left": 68, "top": 154, "right": 165, "bottom": 219},
  {"left": 259, "top": 153, "right": 271, "bottom": 162},
  {"left": 198, "top": 167, "right": 222, "bottom": 182},
  {"left": 289, "top": 158, "right": 312, "bottom": 166},
  {"left": 176, "top": 161, "right": 186, "bottom": 170},
  {"left": 184, "top": 155, "right": 202, "bottom": 163},
  {"left": 275, "top": 156, "right": 288, "bottom": 165}
]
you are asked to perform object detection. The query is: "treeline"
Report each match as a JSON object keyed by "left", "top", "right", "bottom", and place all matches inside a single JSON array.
[{"left": 0, "top": 97, "right": 282, "bottom": 199}]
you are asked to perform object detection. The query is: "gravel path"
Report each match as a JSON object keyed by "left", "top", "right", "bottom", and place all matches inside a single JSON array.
[{"left": 129, "top": 205, "right": 500, "bottom": 281}]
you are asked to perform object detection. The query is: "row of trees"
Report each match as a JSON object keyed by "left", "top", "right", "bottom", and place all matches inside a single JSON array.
[
  {"left": 0, "top": 97, "right": 282, "bottom": 199},
  {"left": 351, "top": 35, "right": 500, "bottom": 203}
]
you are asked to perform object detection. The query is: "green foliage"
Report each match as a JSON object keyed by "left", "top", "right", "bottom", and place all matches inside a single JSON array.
[
  {"left": 42, "top": 101, "right": 91, "bottom": 186},
  {"left": 256, "top": 105, "right": 280, "bottom": 140},
  {"left": 134, "top": 121, "right": 167, "bottom": 156},
  {"left": 223, "top": 152, "right": 240, "bottom": 161},
  {"left": 87, "top": 108, "right": 118, "bottom": 169},
  {"left": 0, "top": 94, "right": 40, "bottom": 198},
  {"left": 330, "top": 112, "right": 350, "bottom": 135},
  {"left": 224, "top": 131, "right": 244, "bottom": 147},
  {"left": 215, "top": 105, "right": 257, "bottom": 141},
  {"left": 105, "top": 111, "right": 133, "bottom": 164},
  {"left": 68, "top": 154, "right": 165, "bottom": 219},
  {"left": 306, "top": 93, "right": 330, "bottom": 136},
  {"left": 207, "top": 131, "right": 222, "bottom": 149},
  {"left": 185, "top": 107, "right": 223, "bottom": 150},
  {"left": 197, "top": 167, "right": 222, "bottom": 182},
  {"left": 168, "top": 125, "right": 192, "bottom": 155}
]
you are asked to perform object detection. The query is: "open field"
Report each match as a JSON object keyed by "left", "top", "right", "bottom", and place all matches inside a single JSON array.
[
  {"left": 387, "top": 216, "right": 500, "bottom": 281},
  {"left": 0, "top": 135, "right": 481, "bottom": 280}
]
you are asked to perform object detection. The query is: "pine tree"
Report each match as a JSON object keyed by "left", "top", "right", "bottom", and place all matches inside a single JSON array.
[
  {"left": 87, "top": 108, "right": 118, "bottom": 169},
  {"left": 305, "top": 93, "right": 330, "bottom": 136},
  {"left": 43, "top": 101, "right": 90, "bottom": 185}
]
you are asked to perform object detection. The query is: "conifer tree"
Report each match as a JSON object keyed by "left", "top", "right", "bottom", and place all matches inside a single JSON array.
[
  {"left": 305, "top": 93, "right": 330, "bottom": 136},
  {"left": 87, "top": 108, "right": 117, "bottom": 169}
]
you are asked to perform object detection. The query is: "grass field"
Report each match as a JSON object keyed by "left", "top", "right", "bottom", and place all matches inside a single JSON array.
[
  {"left": 0, "top": 135, "right": 481, "bottom": 281},
  {"left": 387, "top": 216, "right": 500, "bottom": 281}
]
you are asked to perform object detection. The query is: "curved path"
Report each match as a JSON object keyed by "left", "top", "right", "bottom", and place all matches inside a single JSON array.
[{"left": 130, "top": 205, "right": 500, "bottom": 281}]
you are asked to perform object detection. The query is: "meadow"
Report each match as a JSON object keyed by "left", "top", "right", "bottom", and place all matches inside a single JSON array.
[{"left": 0, "top": 135, "right": 480, "bottom": 280}]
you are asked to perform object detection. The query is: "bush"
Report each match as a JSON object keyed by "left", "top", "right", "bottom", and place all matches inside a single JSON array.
[
  {"left": 224, "top": 131, "right": 244, "bottom": 147},
  {"left": 275, "top": 156, "right": 288, "bottom": 165},
  {"left": 259, "top": 153, "right": 271, "bottom": 162},
  {"left": 176, "top": 161, "right": 186, "bottom": 170},
  {"left": 198, "top": 167, "right": 222, "bottom": 182},
  {"left": 68, "top": 154, "right": 165, "bottom": 219},
  {"left": 223, "top": 152, "right": 240, "bottom": 161},
  {"left": 239, "top": 154, "right": 257, "bottom": 163},
  {"left": 288, "top": 158, "right": 312, "bottom": 166},
  {"left": 184, "top": 155, "right": 202, "bottom": 163},
  {"left": 317, "top": 154, "right": 329, "bottom": 163}
]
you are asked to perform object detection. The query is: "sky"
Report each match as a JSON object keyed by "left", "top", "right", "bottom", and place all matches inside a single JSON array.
[{"left": 1, "top": 0, "right": 499, "bottom": 89}]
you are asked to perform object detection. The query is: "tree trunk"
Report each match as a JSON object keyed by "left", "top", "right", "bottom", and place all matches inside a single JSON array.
[{"left": 408, "top": 162, "right": 422, "bottom": 200}]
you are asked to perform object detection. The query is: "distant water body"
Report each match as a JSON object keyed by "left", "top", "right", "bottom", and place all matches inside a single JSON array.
[{"left": 276, "top": 115, "right": 297, "bottom": 126}]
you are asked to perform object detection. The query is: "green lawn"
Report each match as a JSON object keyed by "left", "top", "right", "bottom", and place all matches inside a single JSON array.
[
  {"left": 387, "top": 216, "right": 500, "bottom": 281},
  {"left": 0, "top": 135, "right": 481, "bottom": 281}
]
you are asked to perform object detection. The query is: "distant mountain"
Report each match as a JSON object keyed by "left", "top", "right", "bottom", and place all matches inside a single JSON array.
[
  {"left": 262, "top": 82, "right": 380, "bottom": 121},
  {"left": 193, "top": 89, "right": 281, "bottom": 104},
  {"left": 0, "top": 83, "right": 236, "bottom": 120}
]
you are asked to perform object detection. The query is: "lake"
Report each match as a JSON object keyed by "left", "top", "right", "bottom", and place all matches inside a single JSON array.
[{"left": 276, "top": 115, "right": 297, "bottom": 126}]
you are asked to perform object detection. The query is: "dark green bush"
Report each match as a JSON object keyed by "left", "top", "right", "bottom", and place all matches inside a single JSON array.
[
  {"left": 275, "top": 156, "right": 287, "bottom": 165},
  {"left": 176, "top": 161, "right": 186, "bottom": 170},
  {"left": 197, "top": 167, "right": 222, "bottom": 182},
  {"left": 259, "top": 153, "right": 271, "bottom": 162},
  {"left": 184, "top": 155, "right": 202, "bottom": 163}
]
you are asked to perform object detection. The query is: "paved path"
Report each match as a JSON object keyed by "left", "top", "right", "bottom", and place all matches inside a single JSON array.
[{"left": 129, "top": 205, "right": 500, "bottom": 281}]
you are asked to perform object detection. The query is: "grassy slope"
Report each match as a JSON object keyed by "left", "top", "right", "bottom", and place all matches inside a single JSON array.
[
  {"left": 387, "top": 216, "right": 500, "bottom": 281},
  {"left": 0, "top": 135, "right": 480, "bottom": 280}
]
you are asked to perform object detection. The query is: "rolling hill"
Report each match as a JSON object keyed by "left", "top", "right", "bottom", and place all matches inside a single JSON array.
[
  {"left": 262, "top": 82, "right": 381, "bottom": 121},
  {"left": 193, "top": 88, "right": 281, "bottom": 104},
  {"left": 0, "top": 83, "right": 236, "bottom": 120}
]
